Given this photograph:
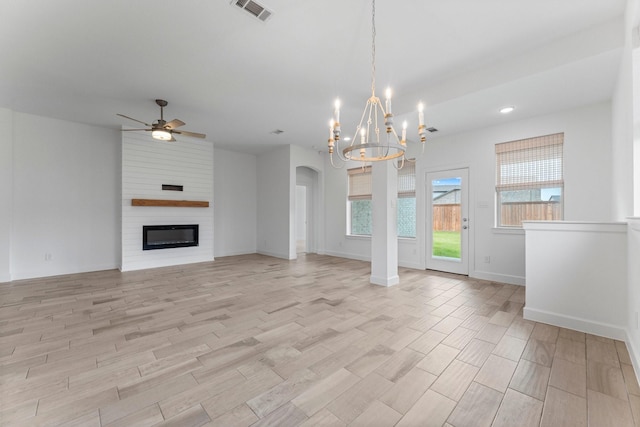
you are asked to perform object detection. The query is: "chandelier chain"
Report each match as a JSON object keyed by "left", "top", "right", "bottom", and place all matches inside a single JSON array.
[
  {"left": 371, "top": 0, "right": 376, "bottom": 97},
  {"left": 327, "top": 0, "right": 426, "bottom": 168}
]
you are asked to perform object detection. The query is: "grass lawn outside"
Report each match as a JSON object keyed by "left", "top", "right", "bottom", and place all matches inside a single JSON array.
[{"left": 432, "top": 230, "right": 461, "bottom": 258}]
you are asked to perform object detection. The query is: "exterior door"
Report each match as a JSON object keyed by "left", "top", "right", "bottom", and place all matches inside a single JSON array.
[{"left": 426, "top": 168, "right": 469, "bottom": 275}]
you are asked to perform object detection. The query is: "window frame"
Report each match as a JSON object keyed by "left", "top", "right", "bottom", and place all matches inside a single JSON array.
[
  {"left": 495, "top": 133, "right": 564, "bottom": 227},
  {"left": 345, "top": 163, "right": 417, "bottom": 238}
]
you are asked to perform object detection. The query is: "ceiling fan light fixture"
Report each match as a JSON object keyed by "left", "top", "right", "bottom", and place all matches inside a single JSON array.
[{"left": 152, "top": 129, "right": 172, "bottom": 141}]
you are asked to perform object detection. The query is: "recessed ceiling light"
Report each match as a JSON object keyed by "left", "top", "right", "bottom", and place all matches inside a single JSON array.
[
  {"left": 343, "top": 136, "right": 351, "bottom": 141},
  {"left": 499, "top": 106, "right": 515, "bottom": 114}
]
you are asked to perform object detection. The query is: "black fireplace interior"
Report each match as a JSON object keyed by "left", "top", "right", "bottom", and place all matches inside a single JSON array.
[{"left": 143, "top": 224, "right": 199, "bottom": 250}]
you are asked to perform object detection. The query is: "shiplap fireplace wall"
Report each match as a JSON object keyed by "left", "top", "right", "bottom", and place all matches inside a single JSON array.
[{"left": 121, "top": 132, "right": 214, "bottom": 271}]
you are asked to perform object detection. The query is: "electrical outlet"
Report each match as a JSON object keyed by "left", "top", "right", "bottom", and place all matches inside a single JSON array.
[{"left": 484, "top": 256, "right": 490, "bottom": 264}]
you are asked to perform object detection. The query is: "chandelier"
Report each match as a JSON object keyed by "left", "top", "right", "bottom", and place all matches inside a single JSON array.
[{"left": 328, "top": 0, "right": 426, "bottom": 168}]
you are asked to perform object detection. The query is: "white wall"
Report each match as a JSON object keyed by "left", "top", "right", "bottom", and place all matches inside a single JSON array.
[
  {"left": 628, "top": 218, "right": 640, "bottom": 376},
  {"left": 612, "top": 11, "right": 636, "bottom": 220},
  {"left": 290, "top": 146, "right": 325, "bottom": 259},
  {"left": 257, "top": 146, "right": 291, "bottom": 259},
  {"left": 9, "top": 112, "right": 121, "bottom": 280},
  {"left": 214, "top": 148, "right": 257, "bottom": 257},
  {"left": 323, "top": 102, "right": 614, "bottom": 285},
  {"left": 295, "top": 185, "right": 306, "bottom": 241},
  {"left": 121, "top": 133, "right": 213, "bottom": 271},
  {"left": 0, "top": 108, "right": 13, "bottom": 282},
  {"left": 523, "top": 221, "right": 628, "bottom": 340}
]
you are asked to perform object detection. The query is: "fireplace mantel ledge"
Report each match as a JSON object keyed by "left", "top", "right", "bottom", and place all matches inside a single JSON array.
[{"left": 131, "top": 199, "right": 209, "bottom": 208}]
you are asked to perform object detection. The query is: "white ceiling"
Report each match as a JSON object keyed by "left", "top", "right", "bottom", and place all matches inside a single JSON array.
[{"left": 0, "top": 0, "right": 627, "bottom": 154}]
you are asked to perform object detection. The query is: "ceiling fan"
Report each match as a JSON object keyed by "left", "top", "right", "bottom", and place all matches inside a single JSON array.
[{"left": 117, "top": 99, "right": 206, "bottom": 141}]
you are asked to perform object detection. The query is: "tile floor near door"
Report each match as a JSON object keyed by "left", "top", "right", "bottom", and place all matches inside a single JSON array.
[{"left": 1, "top": 254, "right": 639, "bottom": 426}]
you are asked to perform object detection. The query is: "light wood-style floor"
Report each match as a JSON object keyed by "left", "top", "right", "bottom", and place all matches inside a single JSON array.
[{"left": 1, "top": 254, "right": 639, "bottom": 426}]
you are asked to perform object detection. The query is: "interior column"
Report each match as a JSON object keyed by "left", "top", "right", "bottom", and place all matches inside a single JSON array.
[{"left": 370, "top": 160, "right": 399, "bottom": 286}]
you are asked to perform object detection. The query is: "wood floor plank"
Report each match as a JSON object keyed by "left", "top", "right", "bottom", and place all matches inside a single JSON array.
[
  {"left": 491, "top": 388, "right": 543, "bottom": 427},
  {"left": 246, "top": 368, "right": 319, "bottom": 418},
  {"left": 549, "top": 357, "right": 586, "bottom": 397},
  {"left": 446, "top": 381, "right": 503, "bottom": 427},
  {"left": 416, "top": 343, "right": 459, "bottom": 376},
  {"left": 431, "top": 359, "right": 480, "bottom": 401},
  {"left": 349, "top": 400, "right": 402, "bottom": 427},
  {"left": 540, "top": 386, "right": 586, "bottom": 427},
  {"left": 395, "top": 389, "right": 456, "bottom": 427},
  {"left": 325, "top": 372, "right": 394, "bottom": 423},
  {"left": 0, "top": 254, "right": 637, "bottom": 427},
  {"left": 474, "top": 354, "right": 517, "bottom": 393},
  {"left": 291, "top": 368, "right": 360, "bottom": 417},
  {"left": 587, "top": 389, "right": 634, "bottom": 427},
  {"left": 509, "top": 359, "right": 551, "bottom": 401},
  {"left": 379, "top": 366, "right": 436, "bottom": 414},
  {"left": 587, "top": 359, "right": 628, "bottom": 400},
  {"left": 206, "top": 404, "right": 258, "bottom": 427}
]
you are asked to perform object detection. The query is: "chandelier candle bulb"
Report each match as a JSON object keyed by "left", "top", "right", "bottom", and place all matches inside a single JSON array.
[
  {"left": 385, "top": 88, "right": 392, "bottom": 113},
  {"left": 325, "top": 0, "right": 423, "bottom": 167},
  {"left": 418, "top": 103, "right": 424, "bottom": 126},
  {"left": 402, "top": 121, "right": 407, "bottom": 143}
]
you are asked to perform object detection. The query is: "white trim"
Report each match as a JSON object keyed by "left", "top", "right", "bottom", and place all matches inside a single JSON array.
[
  {"left": 256, "top": 249, "right": 294, "bottom": 260},
  {"left": 524, "top": 307, "right": 627, "bottom": 341},
  {"left": 323, "top": 250, "right": 370, "bottom": 262},
  {"left": 399, "top": 261, "right": 424, "bottom": 270},
  {"left": 492, "top": 227, "right": 525, "bottom": 235},
  {"left": 471, "top": 270, "right": 525, "bottom": 286},
  {"left": 522, "top": 221, "right": 627, "bottom": 233},
  {"left": 370, "top": 274, "right": 399, "bottom": 287},
  {"left": 626, "top": 328, "right": 640, "bottom": 389}
]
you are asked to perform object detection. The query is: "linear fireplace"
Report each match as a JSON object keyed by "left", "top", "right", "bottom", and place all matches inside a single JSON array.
[{"left": 143, "top": 224, "right": 199, "bottom": 250}]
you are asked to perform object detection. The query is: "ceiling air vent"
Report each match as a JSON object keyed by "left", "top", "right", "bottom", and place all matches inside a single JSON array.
[{"left": 231, "top": 0, "right": 273, "bottom": 22}]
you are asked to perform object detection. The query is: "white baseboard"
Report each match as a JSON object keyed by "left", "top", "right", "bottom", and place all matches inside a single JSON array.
[
  {"left": 399, "top": 261, "right": 425, "bottom": 270},
  {"left": 524, "top": 306, "right": 627, "bottom": 340},
  {"left": 472, "top": 270, "right": 525, "bottom": 286},
  {"left": 120, "top": 256, "right": 213, "bottom": 272},
  {"left": 324, "top": 250, "right": 371, "bottom": 262},
  {"left": 370, "top": 274, "right": 400, "bottom": 287},
  {"left": 214, "top": 249, "right": 257, "bottom": 258},
  {"left": 256, "top": 249, "right": 292, "bottom": 260},
  {"left": 625, "top": 329, "right": 640, "bottom": 389}
]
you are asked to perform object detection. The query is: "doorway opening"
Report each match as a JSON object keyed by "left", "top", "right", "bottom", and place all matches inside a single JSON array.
[{"left": 426, "top": 168, "right": 469, "bottom": 275}]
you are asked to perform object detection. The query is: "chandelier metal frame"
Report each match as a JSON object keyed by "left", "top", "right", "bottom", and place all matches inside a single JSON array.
[{"left": 328, "top": 0, "right": 426, "bottom": 168}]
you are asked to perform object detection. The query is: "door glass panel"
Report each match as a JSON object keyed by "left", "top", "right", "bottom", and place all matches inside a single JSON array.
[{"left": 431, "top": 177, "right": 461, "bottom": 259}]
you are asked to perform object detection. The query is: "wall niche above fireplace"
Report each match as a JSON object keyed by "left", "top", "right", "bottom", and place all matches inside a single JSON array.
[{"left": 143, "top": 224, "right": 199, "bottom": 250}]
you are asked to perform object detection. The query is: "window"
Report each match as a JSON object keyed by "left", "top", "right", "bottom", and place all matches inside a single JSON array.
[
  {"left": 397, "top": 162, "right": 416, "bottom": 238},
  {"left": 348, "top": 166, "right": 372, "bottom": 235},
  {"left": 496, "top": 133, "right": 564, "bottom": 227},
  {"left": 346, "top": 163, "right": 416, "bottom": 237}
]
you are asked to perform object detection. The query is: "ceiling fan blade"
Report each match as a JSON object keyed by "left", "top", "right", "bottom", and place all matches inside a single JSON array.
[
  {"left": 165, "top": 119, "right": 186, "bottom": 130},
  {"left": 121, "top": 128, "right": 150, "bottom": 132},
  {"left": 117, "top": 113, "right": 151, "bottom": 127},
  {"left": 173, "top": 130, "right": 206, "bottom": 138}
]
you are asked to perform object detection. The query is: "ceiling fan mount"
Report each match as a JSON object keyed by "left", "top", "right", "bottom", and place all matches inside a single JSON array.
[{"left": 117, "top": 99, "right": 206, "bottom": 141}]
